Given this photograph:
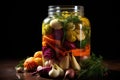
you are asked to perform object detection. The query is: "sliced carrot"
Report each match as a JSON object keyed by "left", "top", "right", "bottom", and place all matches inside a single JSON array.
[
  {"left": 43, "top": 35, "right": 61, "bottom": 47},
  {"left": 42, "top": 41, "right": 47, "bottom": 46},
  {"left": 72, "top": 45, "right": 90, "bottom": 56}
]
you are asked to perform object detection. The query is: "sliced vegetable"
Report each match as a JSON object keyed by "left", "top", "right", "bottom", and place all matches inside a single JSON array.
[
  {"left": 43, "top": 35, "right": 61, "bottom": 47},
  {"left": 71, "top": 45, "right": 90, "bottom": 56}
]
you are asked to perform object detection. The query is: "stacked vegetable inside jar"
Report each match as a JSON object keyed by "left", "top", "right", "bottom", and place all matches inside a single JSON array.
[
  {"left": 42, "top": 6, "right": 90, "bottom": 62},
  {"left": 41, "top": 5, "right": 91, "bottom": 78}
]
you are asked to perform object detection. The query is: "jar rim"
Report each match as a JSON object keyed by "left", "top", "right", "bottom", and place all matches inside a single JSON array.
[
  {"left": 49, "top": 5, "right": 83, "bottom": 9},
  {"left": 48, "top": 5, "right": 84, "bottom": 12},
  {"left": 48, "top": 5, "right": 83, "bottom": 7},
  {"left": 48, "top": 5, "right": 84, "bottom": 17}
]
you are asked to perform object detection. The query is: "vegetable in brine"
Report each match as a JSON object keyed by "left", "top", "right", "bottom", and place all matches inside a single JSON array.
[
  {"left": 66, "top": 30, "right": 77, "bottom": 42},
  {"left": 52, "top": 29, "right": 64, "bottom": 40},
  {"left": 42, "top": 46, "right": 55, "bottom": 60},
  {"left": 42, "top": 24, "right": 52, "bottom": 35},
  {"left": 50, "top": 19, "right": 63, "bottom": 30}
]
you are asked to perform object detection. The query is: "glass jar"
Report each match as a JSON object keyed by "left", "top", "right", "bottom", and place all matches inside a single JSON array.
[{"left": 42, "top": 5, "right": 91, "bottom": 67}]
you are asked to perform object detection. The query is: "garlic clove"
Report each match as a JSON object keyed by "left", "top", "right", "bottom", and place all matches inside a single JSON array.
[
  {"left": 48, "top": 64, "right": 60, "bottom": 78},
  {"left": 54, "top": 64, "right": 64, "bottom": 76},
  {"left": 59, "top": 53, "right": 69, "bottom": 70},
  {"left": 70, "top": 55, "right": 81, "bottom": 71},
  {"left": 44, "top": 61, "right": 50, "bottom": 67}
]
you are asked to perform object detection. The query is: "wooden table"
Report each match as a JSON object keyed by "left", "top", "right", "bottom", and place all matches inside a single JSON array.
[{"left": 0, "top": 59, "right": 120, "bottom": 80}]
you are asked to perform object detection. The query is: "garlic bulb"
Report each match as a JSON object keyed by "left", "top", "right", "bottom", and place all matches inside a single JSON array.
[
  {"left": 48, "top": 63, "right": 64, "bottom": 78},
  {"left": 48, "top": 64, "right": 60, "bottom": 78}
]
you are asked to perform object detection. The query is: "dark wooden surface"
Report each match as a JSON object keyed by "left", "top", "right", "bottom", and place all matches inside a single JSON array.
[{"left": 0, "top": 59, "right": 120, "bottom": 80}]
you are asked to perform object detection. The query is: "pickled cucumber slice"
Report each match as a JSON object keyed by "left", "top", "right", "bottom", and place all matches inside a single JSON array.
[{"left": 49, "top": 19, "right": 63, "bottom": 30}]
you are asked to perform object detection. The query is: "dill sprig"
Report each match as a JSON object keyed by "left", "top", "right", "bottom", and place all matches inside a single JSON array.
[{"left": 76, "top": 53, "right": 108, "bottom": 80}]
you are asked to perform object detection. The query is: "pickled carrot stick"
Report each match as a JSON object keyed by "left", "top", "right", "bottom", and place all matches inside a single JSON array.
[
  {"left": 71, "top": 45, "right": 90, "bottom": 56},
  {"left": 72, "top": 49, "right": 90, "bottom": 56},
  {"left": 42, "top": 41, "right": 47, "bottom": 46},
  {"left": 43, "top": 35, "right": 61, "bottom": 47}
]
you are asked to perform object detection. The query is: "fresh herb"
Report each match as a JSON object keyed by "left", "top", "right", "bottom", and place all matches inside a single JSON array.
[
  {"left": 54, "top": 13, "right": 64, "bottom": 20},
  {"left": 80, "top": 26, "right": 91, "bottom": 48},
  {"left": 16, "top": 59, "right": 25, "bottom": 68},
  {"left": 66, "top": 15, "right": 81, "bottom": 23},
  {"left": 75, "top": 39, "right": 88, "bottom": 49},
  {"left": 80, "top": 39, "right": 88, "bottom": 48},
  {"left": 77, "top": 53, "right": 108, "bottom": 80}
]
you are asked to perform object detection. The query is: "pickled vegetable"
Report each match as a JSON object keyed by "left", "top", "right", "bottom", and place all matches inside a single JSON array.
[{"left": 42, "top": 12, "right": 90, "bottom": 59}]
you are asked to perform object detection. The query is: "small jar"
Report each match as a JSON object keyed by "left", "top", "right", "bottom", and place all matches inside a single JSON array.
[{"left": 42, "top": 5, "right": 91, "bottom": 66}]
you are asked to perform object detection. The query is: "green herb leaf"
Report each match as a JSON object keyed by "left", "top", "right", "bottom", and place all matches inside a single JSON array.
[
  {"left": 66, "top": 15, "right": 81, "bottom": 23},
  {"left": 77, "top": 53, "right": 108, "bottom": 80},
  {"left": 16, "top": 59, "right": 25, "bottom": 68}
]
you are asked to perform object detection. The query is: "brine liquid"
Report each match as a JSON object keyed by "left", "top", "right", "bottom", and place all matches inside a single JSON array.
[{"left": 42, "top": 12, "right": 91, "bottom": 63}]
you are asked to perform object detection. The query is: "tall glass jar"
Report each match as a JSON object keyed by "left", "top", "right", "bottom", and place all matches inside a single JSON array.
[{"left": 42, "top": 5, "right": 91, "bottom": 68}]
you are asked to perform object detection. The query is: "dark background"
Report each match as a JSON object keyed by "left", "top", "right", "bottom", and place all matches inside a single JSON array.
[{"left": 7, "top": 0, "right": 119, "bottom": 60}]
